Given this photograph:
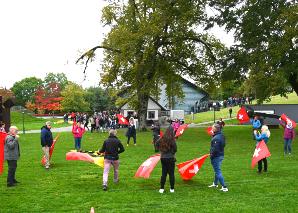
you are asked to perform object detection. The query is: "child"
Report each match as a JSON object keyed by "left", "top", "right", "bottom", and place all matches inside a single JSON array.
[
  {"left": 254, "top": 125, "right": 270, "bottom": 173},
  {"left": 279, "top": 118, "right": 295, "bottom": 155},
  {"left": 72, "top": 122, "right": 86, "bottom": 151},
  {"left": 126, "top": 118, "right": 136, "bottom": 146},
  {"left": 151, "top": 122, "right": 161, "bottom": 152}
]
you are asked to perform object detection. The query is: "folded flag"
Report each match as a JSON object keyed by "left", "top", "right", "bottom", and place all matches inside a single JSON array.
[
  {"left": 206, "top": 126, "right": 213, "bottom": 136},
  {"left": 237, "top": 107, "right": 250, "bottom": 123},
  {"left": 66, "top": 150, "right": 104, "bottom": 168},
  {"left": 41, "top": 134, "right": 60, "bottom": 165},
  {"left": 0, "top": 132, "right": 7, "bottom": 175},
  {"left": 177, "top": 154, "right": 209, "bottom": 180},
  {"left": 160, "top": 130, "right": 164, "bottom": 138},
  {"left": 117, "top": 114, "right": 129, "bottom": 125},
  {"left": 280, "top": 114, "right": 296, "bottom": 128},
  {"left": 134, "top": 154, "right": 160, "bottom": 179},
  {"left": 251, "top": 140, "right": 271, "bottom": 168},
  {"left": 175, "top": 124, "right": 189, "bottom": 138}
]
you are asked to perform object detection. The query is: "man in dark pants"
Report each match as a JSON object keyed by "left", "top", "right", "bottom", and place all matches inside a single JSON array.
[{"left": 4, "top": 126, "right": 20, "bottom": 187}]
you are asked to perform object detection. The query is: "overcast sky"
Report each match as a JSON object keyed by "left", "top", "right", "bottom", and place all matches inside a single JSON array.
[{"left": 0, "top": 0, "right": 234, "bottom": 89}]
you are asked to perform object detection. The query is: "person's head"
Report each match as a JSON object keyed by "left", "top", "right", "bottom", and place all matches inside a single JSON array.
[
  {"left": 254, "top": 116, "right": 258, "bottom": 120},
  {"left": 212, "top": 123, "right": 221, "bottom": 134},
  {"left": 159, "top": 126, "right": 175, "bottom": 152},
  {"left": 9, "top": 126, "right": 18, "bottom": 136},
  {"left": 109, "top": 129, "right": 117, "bottom": 137},
  {"left": 219, "top": 118, "right": 223, "bottom": 121},
  {"left": 261, "top": 125, "right": 270, "bottom": 138},
  {"left": 129, "top": 117, "right": 134, "bottom": 124},
  {"left": 0, "top": 121, "right": 5, "bottom": 128},
  {"left": 45, "top": 121, "right": 52, "bottom": 129},
  {"left": 175, "top": 118, "right": 179, "bottom": 122},
  {"left": 286, "top": 120, "right": 293, "bottom": 129}
]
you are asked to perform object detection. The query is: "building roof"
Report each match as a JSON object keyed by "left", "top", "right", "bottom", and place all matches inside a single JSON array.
[{"left": 119, "top": 96, "right": 168, "bottom": 111}]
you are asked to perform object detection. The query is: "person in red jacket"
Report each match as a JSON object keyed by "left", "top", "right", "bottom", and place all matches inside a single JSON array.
[{"left": 72, "top": 122, "right": 86, "bottom": 151}]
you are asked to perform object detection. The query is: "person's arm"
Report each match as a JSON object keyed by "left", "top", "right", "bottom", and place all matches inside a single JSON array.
[
  {"left": 172, "top": 141, "right": 177, "bottom": 154},
  {"left": 254, "top": 132, "right": 262, "bottom": 141},
  {"left": 118, "top": 142, "right": 125, "bottom": 154},
  {"left": 6, "top": 136, "right": 16, "bottom": 149},
  {"left": 279, "top": 119, "right": 286, "bottom": 128},
  {"left": 222, "top": 121, "right": 225, "bottom": 126},
  {"left": 41, "top": 130, "right": 46, "bottom": 146}
]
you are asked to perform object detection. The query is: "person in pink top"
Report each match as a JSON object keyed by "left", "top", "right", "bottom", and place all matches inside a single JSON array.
[
  {"left": 72, "top": 122, "right": 86, "bottom": 151},
  {"left": 279, "top": 118, "right": 296, "bottom": 155},
  {"left": 171, "top": 119, "right": 181, "bottom": 134}
]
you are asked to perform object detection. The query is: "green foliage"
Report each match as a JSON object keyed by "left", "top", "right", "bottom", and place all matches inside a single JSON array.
[
  {"left": 61, "top": 83, "right": 89, "bottom": 112},
  {"left": 84, "top": 87, "right": 114, "bottom": 112},
  {"left": 44, "top": 72, "right": 69, "bottom": 90},
  {"left": 11, "top": 77, "right": 43, "bottom": 106}
]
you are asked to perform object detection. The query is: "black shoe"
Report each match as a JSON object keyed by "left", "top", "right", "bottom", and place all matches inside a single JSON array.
[
  {"left": 7, "top": 183, "right": 16, "bottom": 187},
  {"left": 13, "top": 180, "right": 20, "bottom": 184},
  {"left": 103, "top": 185, "right": 107, "bottom": 191}
]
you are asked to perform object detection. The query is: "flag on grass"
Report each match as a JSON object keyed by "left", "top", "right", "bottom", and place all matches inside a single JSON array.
[
  {"left": 237, "top": 107, "right": 250, "bottom": 124},
  {"left": 206, "top": 126, "right": 213, "bottom": 136},
  {"left": 251, "top": 140, "right": 271, "bottom": 168},
  {"left": 134, "top": 154, "right": 160, "bottom": 178},
  {"left": 177, "top": 154, "right": 209, "bottom": 180},
  {"left": 280, "top": 114, "right": 296, "bottom": 128},
  {"left": 0, "top": 132, "right": 7, "bottom": 175},
  {"left": 66, "top": 150, "right": 104, "bottom": 168},
  {"left": 117, "top": 114, "right": 129, "bottom": 125},
  {"left": 41, "top": 134, "right": 60, "bottom": 165},
  {"left": 175, "top": 124, "right": 189, "bottom": 138}
]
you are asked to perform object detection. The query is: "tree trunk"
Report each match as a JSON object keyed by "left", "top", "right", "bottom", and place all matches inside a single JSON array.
[
  {"left": 137, "top": 93, "right": 149, "bottom": 131},
  {"left": 288, "top": 73, "right": 298, "bottom": 95}
]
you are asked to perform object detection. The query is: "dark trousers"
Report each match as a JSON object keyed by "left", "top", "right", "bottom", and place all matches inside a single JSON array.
[
  {"left": 7, "top": 160, "right": 17, "bottom": 185},
  {"left": 160, "top": 158, "right": 175, "bottom": 189},
  {"left": 127, "top": 135, "right": 136, "bottom": 144},
  {"left": 91, "top": 124, "right": 96, "bottom": 133},
  {"left": 258, "top": 158, "right": 267, "bottom": 172},
  {"left": 153, "top": 135, "right": 160, "bottom": 152}
]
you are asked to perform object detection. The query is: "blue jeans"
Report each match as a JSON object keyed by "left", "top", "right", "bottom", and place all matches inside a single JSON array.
[
  {"left": 75, "top": 137, "right": 82, "bottom": 150},
  {"left": 211, "top": 156, "right": 226, "bottom": 187},
  {"left": 284, "top": 139, "right": 292, "bottom": 154}
]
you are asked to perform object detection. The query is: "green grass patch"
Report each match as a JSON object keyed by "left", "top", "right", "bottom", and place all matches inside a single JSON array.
[
  {"left": 1, "top": 127, "right": 297, "bottom": 212},
  {"left": 264, "top": 92, "right": 298, "bottom": 104}
]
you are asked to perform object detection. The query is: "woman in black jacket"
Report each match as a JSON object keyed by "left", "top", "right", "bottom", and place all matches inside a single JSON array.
[{"left": 126, "top": 117, "right": 137, "bottom": 146}]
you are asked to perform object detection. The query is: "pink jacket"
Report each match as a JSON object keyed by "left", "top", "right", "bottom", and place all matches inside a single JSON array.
[
  {"left": 72, "top": 126, "right": 85, "bottom": 138},
  {"left": 172, "top": 121, "right": 181, "bottom": 131}
]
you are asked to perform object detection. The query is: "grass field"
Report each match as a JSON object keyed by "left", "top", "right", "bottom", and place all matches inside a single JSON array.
[
  {"left": 1, "top": 127, "right": 297, "bottom": 212},
  {"left": 10, "top": 111, "right": 71, "bottom": 131},
  {"left": 264, "top": 92, "right": 298, "bottom": 104}
]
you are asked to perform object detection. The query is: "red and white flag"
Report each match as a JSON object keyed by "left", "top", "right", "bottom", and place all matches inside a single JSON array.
[
  {"left": 177, "top": 154, "right": 209, "bottom": 180},
  {"left": 280, "top": 114, "right": 296, "bottom": 129},
  {"left": 117, "top": 114, "right": 129, "bottom": 125},
  {"left": 237, "top": 107, "right": 250, "bottom": 124},
  {"left": 160, "top": 130, "right": 164, "bottom": 138},
  {"left": 0, "top": 132, "right": 7, "bottom": 175},
  {"left": 41, "top": 134, "right": 60, "bottom": 165},
  {"left": 251, "top": 140, "right": 271, "bottom": 168},
  {"left": 134, "top": 154, "right": 160, "bottom": 179},
  {"left": 206, "top": 126, "right": 213, "bottom": 136},
  {"left": 175, "top": 124, "right": 188, "bottom": 138}
]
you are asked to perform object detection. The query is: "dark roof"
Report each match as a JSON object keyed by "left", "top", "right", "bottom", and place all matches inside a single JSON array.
[{"left": 118, "top": 96, "right": 167, "bottom": 111}]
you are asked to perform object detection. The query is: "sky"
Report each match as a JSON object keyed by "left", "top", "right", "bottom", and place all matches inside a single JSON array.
[{"left": 0, "top": 0, "right": 234, "bottom": 89}]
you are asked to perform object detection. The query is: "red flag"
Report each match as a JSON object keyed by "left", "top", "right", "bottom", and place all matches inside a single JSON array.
[
  {"left": 160, "top": 130, "right": 164, "bottom": 138},
  {"left": 66, "top": 151, "right": 104, "bottom": 167},
  {"left": 175, "top": 124, "right": 188, "bottom": 138},
  {"left": 117, "top": 114, "right": 129, "bottom": 125},
  {"left": 206, "top": 126, "right": 213, "bottom": 136},
  {"left": 280, "top": 114, "right": 296, "bottom": 128},
  {"left": 134, "top": 154, "right": 160, "bottom": 179},
  {"left": 41, "top": 134, "right": 60, "bottom": 165},
  {"left": 177, "top": 154, "right": 209, "bottom": 180},
  {"left": 237, "top": 107, "right": 250, "bottom": 124},
  {"left": 0, "top": 132, "right": 7, "bottom": 175},
  {"left": 251, "top": 140, "right": 271, "bottom": 168}
]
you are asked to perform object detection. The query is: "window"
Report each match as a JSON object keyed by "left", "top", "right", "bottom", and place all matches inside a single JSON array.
[{"left": 148, "top": 111, "right": 156, "bottom": 119}]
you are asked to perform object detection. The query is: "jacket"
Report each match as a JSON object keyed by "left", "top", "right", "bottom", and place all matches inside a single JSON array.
[
  {"left": 255, "top": 132, "right": 269, "bottom": 145},
  {"left": 172, "top": 122, "right": 180, "bottom": 132},
  {"left": 4, "top": 135, "right": 20, "bottom": 160},
  {"left": 156, "top": 139, "right": 177, "bottom": 159},
  {"left": 279, "top": 121, "right": 295, "bottom": 139},
  {"left": 99, "top": 136, "right": 125, "bottom": 160},
  {"left": 41, "top": 126, "right": 53, "bottom": 147},
  {"left": 72, "top": 126, "right": 85, "bottom": 138},
  {"left": 210, "top": 131, "right": 225, "bottom": 159},
  {"left": 151, "top": 125, "right": 160, "bottom": 137},
  {"left": 250, "top": 119, "right": 261, "bottom": 129},
  {"left": 126, "top": 125, "right": 136, "bottom": 137}
]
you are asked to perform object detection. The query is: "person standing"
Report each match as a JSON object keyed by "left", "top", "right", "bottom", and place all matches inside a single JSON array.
[
  {"left": 228, "top": 107, "right": 232, "bottom": 118},
  {"left": 126, "top": 117, "right": 137, "bottom": 146},
  {"left": 72, "top": 122, "right": 86, "bottom": 151},
  {"left": 156, "top": 126, "right": 177, "bottom": 193},
  {"left": 279, "top": 118, "right": 295, "bottom": 155},
  {"left": 250, "top": 116, "right": 261, "bottom": 139},
  {"left": 254, "top": 125, "right": 270, "bottom": 173},
  {"left": 4, "top": 126, "right": 20, "bottom": 187},
  {"left": 99, "top": 129, "right": 125, "bottom": 191},
  {"left": 41, "top": 121, "right": 53, "bottom": 170},
  {"left": 171, "top": 119, "right": 181, "bottom": 135},
  {"left": 208, "top": 123, "right": 228, "bottom": 192},
  {"left": 151, "top": 122, "right": 161, "bottom": 152}
]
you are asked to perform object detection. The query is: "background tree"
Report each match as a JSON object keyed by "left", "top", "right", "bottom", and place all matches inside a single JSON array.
[
  {"left": 44, "top": 72, "right": 69, "bottom": 90},
  {"left": 77, "top": 0, "right": 225, "bottom": 130},
  {"left": 207, "top": 0, "right": 298, "bottom": 102},
  {"left": 61, "top": 83, "right": 89, "bottom": 113},
  {"left": 11, "top": 77, "right": 43, "bottom": 106},
  {"left": 84, "top": 87, "right": 114, "bottom": 112}
]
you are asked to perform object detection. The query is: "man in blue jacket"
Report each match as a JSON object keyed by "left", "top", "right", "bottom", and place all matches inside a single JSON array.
[
  {"left": 41, "top": 121, "right": 53, "bottom": 170},
  {"left": 208, "top": 124, "right": 228, "bottom": 192}
]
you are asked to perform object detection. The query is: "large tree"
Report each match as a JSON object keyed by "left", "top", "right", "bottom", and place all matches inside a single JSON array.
[
  {"left": 77, "top": 0, "right": 224, "bottom": 130},
  {"left": 84, "top": 87, "right": 114, "bottom": 112},
  {"left": 207, "top": 0, "right": 298, "bottom": 102},
  {"left": 44, "top": 72, "right": 69, "bottom": 90}
]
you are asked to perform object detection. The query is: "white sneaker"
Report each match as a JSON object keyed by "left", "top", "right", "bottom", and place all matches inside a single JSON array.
[
  {"left": 208, "top": 183, "right": 218, "bottom": 188},
  {"left": 159, "top": 189, "right": 164, "bottom": 194},
  {"left": 170, "top": 189, "right": 174, "bottom": 193},
  {"left": 220, "top": 186, "right": 228, "bottom": 192}
]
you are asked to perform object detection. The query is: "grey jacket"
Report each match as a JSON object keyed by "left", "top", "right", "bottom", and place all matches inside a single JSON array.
[{"left": 4, "top": 135, "right": 20, "bottom": 160}]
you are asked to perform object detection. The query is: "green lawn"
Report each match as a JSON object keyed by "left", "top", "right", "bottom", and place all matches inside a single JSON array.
[
  {"left": 264, "top": 92, "right": 298, "bottom": 104},
  {"left": 1, "top": 127, "right": 297, "bottom": 212},
  {"left": 10, "top": 111, "right": 71, "bottom": 131}
]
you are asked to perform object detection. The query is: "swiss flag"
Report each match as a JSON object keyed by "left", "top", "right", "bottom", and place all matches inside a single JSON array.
[
  {"left": 177, "top": 154, "right": 209, "bottom": 180},
  {"left": 134, "top": 154, "right": 160, "bottom": 179},
  {"left": 237, "top": 107, "right": 250, "bottom": 124},
  {"left": 280, "top": 114, "right": 296, "bottom": 129},
  {"left": 160, "top": 130, "right": 164, "bottom": 138},
  {"left": 0, "top": 132, "right": 7, "bottom": 175},
  {"left": 206, "top": 126, "right": 213, "bottom": 136},
  {"left": 175, "top": 124, "right": 189, "bottom": 138},
  {"left": 41, "top": 134, "right": 60, "bottom": 165},
  {"left": 251, "top": 140, "right": 271, "bottom": 168},
  {"left": 117, "top": 114, "right": 129, "bottom": 125}
]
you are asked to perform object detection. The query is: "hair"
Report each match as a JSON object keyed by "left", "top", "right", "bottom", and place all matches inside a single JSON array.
[
  {"left": 0, "top": 121, "right": 5, "bottom": 127},
  {"left": 261, "top": 125, "right": 270, "bottom": 138},
  {"left": 109, "top": 129, "right": 117, "bottom": 136},
  {"left": 212, "top": 123, "right": 221, "bottom": 133},
  {"left": 9, "top": 126, "right": 18, "bottom": 132},
  {"left": 46, "top": 121, "right": 52, "bottom": 126},
  {"left": 159, "top": 127, "right": 175, "bottom": 152}
]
